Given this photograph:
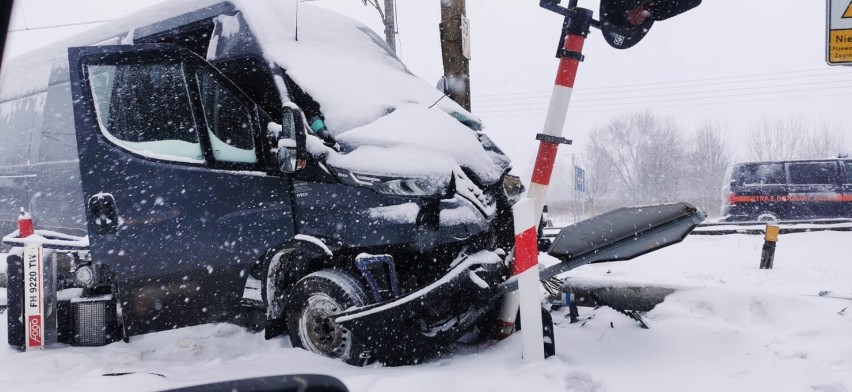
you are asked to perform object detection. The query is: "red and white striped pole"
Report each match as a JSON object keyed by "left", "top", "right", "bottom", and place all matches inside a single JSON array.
[
  {"left": 496, "top": 6, "right": 593, "bottom": 340},
  {"left": 528, "top": 11, "right": 589, "bottom": 226}
]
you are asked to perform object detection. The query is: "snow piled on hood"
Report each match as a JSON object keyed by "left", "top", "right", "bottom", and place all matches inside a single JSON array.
[
  {"left": 0, "top": 0, "right": 504, "bottom": 181},
  {"left": 234, "top": 0, "right": 474, "bottom": 134},
  {"left": 2, "top": 0, "right": 475, "bottom": 136},
  {"left": 329, "top": 104, "right": 503, "bottom": 183}
]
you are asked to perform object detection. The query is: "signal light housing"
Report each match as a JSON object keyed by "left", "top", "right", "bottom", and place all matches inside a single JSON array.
[{"left": 600, "top": 0, "right": 701, "bottom": 49}]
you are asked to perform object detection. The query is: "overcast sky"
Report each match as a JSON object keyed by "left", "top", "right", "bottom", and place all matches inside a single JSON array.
[{"left": 5, "top": 0, "right": 852, "bottom": 177}]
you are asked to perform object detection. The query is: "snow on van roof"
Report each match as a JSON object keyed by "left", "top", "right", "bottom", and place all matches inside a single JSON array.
[
  {"left": 233, "top": 0, "right": 476, "bottom": 134},
  {"left": 0, "top": 0, "right": 231, "bottom": 102},
  {"left": 0, "top": 0, "right": 502, "bottom": 182},
  {"left": 0, "top": 0, "right": 474, "bottom": 134}
]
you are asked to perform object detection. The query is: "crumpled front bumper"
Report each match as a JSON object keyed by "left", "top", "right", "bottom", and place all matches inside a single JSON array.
[{"left": 334, "top": 250, "right": 505, "bottom": 364}]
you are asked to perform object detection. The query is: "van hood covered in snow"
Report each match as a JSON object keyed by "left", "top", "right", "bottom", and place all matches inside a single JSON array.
[
  {"left": 233, "top": 1, "right": 511, "bottom": 184},
  {"left": 234, "top": 1, "right": 475, "bottom": 134},
  {"left": 330, "top": 104, "right": 509, "bottom": 185}
]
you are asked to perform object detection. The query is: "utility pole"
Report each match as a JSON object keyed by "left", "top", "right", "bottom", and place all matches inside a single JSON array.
[
  {"left": 439, "top": 0, "right": 471, "bottom": 111},
  {"left": 383, "top": 0, "right": 396, "bottom": 53}
]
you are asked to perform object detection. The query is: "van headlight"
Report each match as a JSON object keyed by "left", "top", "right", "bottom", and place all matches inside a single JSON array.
[
  {"left": 335, "top": 168, "right": 448, "bottom": 197},
  {"left": 502, "top": 173, "right": 525, "bottom": 204},
  {"left": 74, "top": 265, "right": 98, "bottom": 288}
]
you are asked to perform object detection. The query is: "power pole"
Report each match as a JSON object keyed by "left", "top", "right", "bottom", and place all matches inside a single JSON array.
[
  {"left": 383, "top": 0, "right": 396, "bottom": 53},
  {"left": 439, "top": 0, "right": 471, "bottom": 111}
]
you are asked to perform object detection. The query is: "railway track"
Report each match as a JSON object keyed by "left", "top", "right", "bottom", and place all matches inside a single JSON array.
[{"left": 542, "top": 218, "right": 852, "bottom": 240}]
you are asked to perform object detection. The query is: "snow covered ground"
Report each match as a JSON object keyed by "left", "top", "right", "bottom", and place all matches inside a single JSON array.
[{"left": 1, "top": 231, "right": 850, "bottom": 392}]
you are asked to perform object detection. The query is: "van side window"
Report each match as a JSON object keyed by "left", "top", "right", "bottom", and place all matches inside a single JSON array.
[
  {"left": 845, "top": 162, "right": 852, "bottom": 184},
  {"left": 788, "top": 162, "right": 838, "bottom": 185},
  {"left": 87, "top": 63, "right": 203, "bottom": 163},
  {"left": 195, "top": 70, "right": 258, "bottom": 165},
  {"left": 740, "top": 163, "right": 784, "bottom": 185}
]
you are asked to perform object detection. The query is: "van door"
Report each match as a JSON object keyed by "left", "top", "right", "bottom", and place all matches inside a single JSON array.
[
  {"left": 68, "top": 44, "right": 294, "bottom": 335},
  {"left": 730, "top": 162, "right": 787, "bottom": 221},
  {"left": 786, "top": 161, "right": 842, "bottom": 220}
]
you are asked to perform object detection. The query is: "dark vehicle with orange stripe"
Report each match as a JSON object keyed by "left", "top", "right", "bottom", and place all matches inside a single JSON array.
[{"left": 721, "top": 158, "right": 852, "bottom": 222}]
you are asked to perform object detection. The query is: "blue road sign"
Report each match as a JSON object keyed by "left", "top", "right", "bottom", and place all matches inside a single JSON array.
[{"left": 575, "top": 166, "right": 585, "bottom": 192}]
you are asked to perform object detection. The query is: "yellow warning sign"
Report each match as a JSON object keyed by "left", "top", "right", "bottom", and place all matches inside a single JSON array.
[
  {"left": 829, "top": 0, "right": 852, "bottom": 65},
  {"left": 830, "top": 30, "right": 852, "bottom": 63}
]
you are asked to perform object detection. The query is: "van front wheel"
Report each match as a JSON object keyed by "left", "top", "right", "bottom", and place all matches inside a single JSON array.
[
  {"left": 286, "top": 270, "right": 371, "bottom": 365},
  {"left": 756, "top": 212, "right": 779, "bottom": 222}
]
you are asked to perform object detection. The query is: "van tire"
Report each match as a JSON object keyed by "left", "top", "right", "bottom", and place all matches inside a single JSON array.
[
  {"left": 756, "top": 212, "right": 778, "bottom": 222},
  {"left": 262, "top": 241, "right": 329, "bottom": 338},
  {"left": 286, "top": 270, "right": 372, "bottom": 365}
]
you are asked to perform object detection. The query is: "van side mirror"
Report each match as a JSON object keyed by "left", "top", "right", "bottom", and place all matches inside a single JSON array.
[
  {"left": 599, "top": 0, "right": 701, "bottom": 49},
  {"left": 277, "top": 105, "right": 307, "bottom": 173}
]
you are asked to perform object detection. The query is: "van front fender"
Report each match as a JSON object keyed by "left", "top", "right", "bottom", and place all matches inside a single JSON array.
[{"left": 262, "top": 235, "right": 334, "bottom": 339}]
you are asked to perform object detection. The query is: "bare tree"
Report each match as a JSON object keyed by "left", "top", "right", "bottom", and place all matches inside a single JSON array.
[
  {"left": 687, "top": 121, "right": 733, "bottom": 216},
  {"left": 360, "top": 0, "right": 397, "bottom": 53},
  {"left": 745, "top": 115, "right": 807, "bottom": 161},
  {"left": 588, "top": 115, "right": 638, "bottom": 201},
  {"left": 587, "top": 112, "right": 687, "bottom": 206},
  {"left": 580, "top": 149, "right": 617, "bottom": 214},
  {"left": 801, "top": 121, "right": 847, "bottom": 159},
  {"left": 635, "top": 116, "right": 686, "bottom": 203}
]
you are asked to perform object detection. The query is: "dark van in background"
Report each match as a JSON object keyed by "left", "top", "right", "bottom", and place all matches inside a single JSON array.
[{"left": 721, "top": 158, "right": 852, "bottom": 222}]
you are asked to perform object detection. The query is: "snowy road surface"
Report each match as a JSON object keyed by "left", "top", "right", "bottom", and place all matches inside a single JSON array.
[{"left": 1, "top": 231, "right": 850, "bottom": 392}]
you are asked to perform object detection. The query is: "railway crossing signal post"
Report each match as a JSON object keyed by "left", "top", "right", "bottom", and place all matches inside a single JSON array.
[{"left": 499, "top": 0, "right": 702, "bottom": 361}]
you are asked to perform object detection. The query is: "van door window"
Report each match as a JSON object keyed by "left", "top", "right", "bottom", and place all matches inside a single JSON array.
[
  {"left": 788, "top": 162, "right": 838, "bottom": 185},
  {"left": 740, "top": 163, "right": 784, "bottom": 185},
  {"left": 87, "top": 63, "right": 203, "bottom": 163},
  {"left": 195, "top": 70, "right": 258, "bottom": 165}
]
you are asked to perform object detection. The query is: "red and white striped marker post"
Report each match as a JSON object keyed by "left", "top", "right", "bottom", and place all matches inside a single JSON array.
[
  {"left": 19, "top": 208, "right": 45, "bottom": 351},
  {"left": 496, "top": 7, "right": 593, "bottom": 339},
  {"left": 512, "top": 198, "right": 545, "bottom": 361}
]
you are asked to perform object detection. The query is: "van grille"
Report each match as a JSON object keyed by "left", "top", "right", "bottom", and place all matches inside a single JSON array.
[{"left": 72, "top": 299, "right": 117, "bottom": 346}]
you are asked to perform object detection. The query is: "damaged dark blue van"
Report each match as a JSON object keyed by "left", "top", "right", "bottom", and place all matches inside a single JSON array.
[
  {"left": 1, "top": 0, "right": 708, "bottom": 366},
  {"left": 0, "top": 0, "right": 521, "bottom": 365}
]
